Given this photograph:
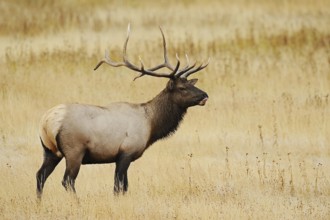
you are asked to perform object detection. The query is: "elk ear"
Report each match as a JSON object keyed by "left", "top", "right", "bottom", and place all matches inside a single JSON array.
[
  {"left": 188, "top": 78, "right": 198, "bottom": 85},
  {"left": 167, "top": 80, "right": 175, "bottom": 91}
]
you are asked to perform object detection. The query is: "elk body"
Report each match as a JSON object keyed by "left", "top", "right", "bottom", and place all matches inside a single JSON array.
[{"left": 36, "top": 25, "right": 209, "bottom": 198}]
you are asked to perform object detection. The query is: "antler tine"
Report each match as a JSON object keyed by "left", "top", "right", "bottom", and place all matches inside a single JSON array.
[
  {"left": 180, "top": 57, "right": 210, "bottom": 78},
  {"left": 146, "top": 26, "right": 175, "bottom": 72},
  {"left": 179, "top": 54, "right": 191, "bottom": 71},
  {"left": 122, "top": 24, "right": 133, "bottom": 65},
  {"left": 122, "top": 23, "right": 130, "bottom": 63},
  {"left": 159, "top": 26, "right": 174, "bottom": 71},
  {"left": 94, "top": 49, "right": 126, "bottom": 70},
  {"left": 94, "top": 60, "right": 105, "bottom": 71},
  {"left": 174, "top": 54, "right": 196, "bottom": 78},
  {"left": 168, "top": 53, "right": 181, "bottom": 77},
  {"left": 121, "top": 24, "right": 142, "bottom": 72}
]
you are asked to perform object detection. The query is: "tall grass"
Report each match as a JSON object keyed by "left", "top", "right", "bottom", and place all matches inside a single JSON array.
[{"left": 0, "top": 0, "right": 329, "bottom": 219}]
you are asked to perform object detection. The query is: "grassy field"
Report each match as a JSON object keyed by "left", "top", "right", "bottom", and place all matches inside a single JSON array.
[{"left": 1, "top": 0, "right": 330, "bottom": 219}]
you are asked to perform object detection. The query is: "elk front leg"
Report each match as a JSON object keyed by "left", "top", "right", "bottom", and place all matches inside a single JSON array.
[{"left": 114, "top": 154, "right": 132, "bottom": 194}]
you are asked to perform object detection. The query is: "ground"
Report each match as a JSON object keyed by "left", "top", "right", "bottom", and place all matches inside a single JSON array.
[{"left": 0, "top": 0, "right": 329, "bottom": 219}]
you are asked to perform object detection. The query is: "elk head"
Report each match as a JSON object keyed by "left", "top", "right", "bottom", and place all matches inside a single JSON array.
[{"left": 94, "top": 24, "right": 209, "bottom": 108}]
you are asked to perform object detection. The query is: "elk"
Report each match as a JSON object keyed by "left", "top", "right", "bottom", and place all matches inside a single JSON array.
[{"left": 36, "top": 25, "right": 209, "bottom": 198}]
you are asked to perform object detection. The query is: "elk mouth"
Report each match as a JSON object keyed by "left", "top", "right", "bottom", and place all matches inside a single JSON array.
[{"left": 198, "top": 97, "right": 208, "bottom": 106}]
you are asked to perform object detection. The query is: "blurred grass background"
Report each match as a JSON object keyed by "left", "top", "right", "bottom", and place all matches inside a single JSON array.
[{"left": 0, "top": 0, "right": 329, "bottom": 219}]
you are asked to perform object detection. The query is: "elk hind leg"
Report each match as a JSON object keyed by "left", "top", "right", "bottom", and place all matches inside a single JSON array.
[{"left": 36, "top": 146, "right": 62, "bottom": 198}]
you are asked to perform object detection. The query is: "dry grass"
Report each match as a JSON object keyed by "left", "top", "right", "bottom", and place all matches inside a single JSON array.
[{"left": 0, "top": 0, "right": 330, "bottom": 219}]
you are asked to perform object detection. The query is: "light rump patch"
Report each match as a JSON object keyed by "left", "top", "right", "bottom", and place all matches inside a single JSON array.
[{"left": 39, "top": 104, "right": 67, "bottom": 157}]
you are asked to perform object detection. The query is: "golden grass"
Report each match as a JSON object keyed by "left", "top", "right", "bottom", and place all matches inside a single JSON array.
[{"left": 0, "top": 0, "right": 330, "bottom": 219}]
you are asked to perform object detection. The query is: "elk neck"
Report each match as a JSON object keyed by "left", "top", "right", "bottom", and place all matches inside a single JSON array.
[{"left": 143, "top": 89, "right": 187, "bottom": 147}]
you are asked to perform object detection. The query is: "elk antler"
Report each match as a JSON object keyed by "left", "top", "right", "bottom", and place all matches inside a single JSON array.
[{"left": 94, "top": 24, "right": 209, "bottom": 80}]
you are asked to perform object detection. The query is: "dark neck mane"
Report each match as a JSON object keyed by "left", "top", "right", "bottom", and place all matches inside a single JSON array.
[{"left": 144, "top": 89, "right": 187, "bottom": 146}]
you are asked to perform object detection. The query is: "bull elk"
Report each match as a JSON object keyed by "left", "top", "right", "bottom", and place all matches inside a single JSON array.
[{"left": 36, "top": 25, "right": 209, "bottom": 198}]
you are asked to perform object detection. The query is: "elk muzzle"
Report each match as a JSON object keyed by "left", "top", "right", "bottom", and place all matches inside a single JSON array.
[{"left": 198, "top": 93, "right": 209, "bottom": 106}]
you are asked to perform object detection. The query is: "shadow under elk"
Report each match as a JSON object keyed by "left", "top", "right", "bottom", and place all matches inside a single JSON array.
[{"left": 36, "top": 25, "right": 209, "bottom": 198}]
